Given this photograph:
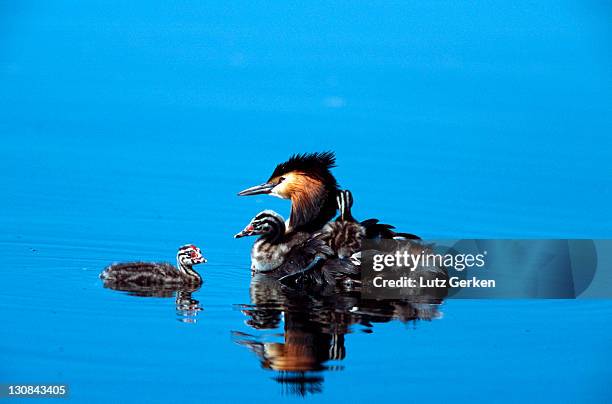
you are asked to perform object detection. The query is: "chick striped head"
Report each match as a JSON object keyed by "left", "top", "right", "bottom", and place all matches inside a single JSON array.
[
  {"left": 234, "top": 210, "right": 285, "bottom": 238},
  {"left": 177, "top": 244, "right": 207, "bottom": 265}
]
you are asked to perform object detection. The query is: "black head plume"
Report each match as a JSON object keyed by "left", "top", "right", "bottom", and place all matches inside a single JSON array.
[{"left": 268, "top": 151, "right": 338, "bottom": 186}]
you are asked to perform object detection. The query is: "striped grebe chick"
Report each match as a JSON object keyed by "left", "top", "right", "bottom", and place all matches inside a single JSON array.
[
  {"left": 319, "top": 189, "right": 365, "bottom": 259},
  {"left": 319, "top": 189, "right": 420, "bottom": 259},
  {"left": 234, "top": 210, "right": 331, "bottom": 276},
  {"left": 235, "top": 211, "right": 361, "bottom": 289},
  {"left": 100, "top": 244, "right": 206, "bottom": 287}
]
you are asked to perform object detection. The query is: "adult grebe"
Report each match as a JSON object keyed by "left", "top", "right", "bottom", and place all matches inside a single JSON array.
[
  {"left": 237, "top": 151, "right": 420, "bottom": 239},
  {"left": 100, "top": 244, "right": 206, "bottom": 287},
  {"left": 237, "top": 152, "right": 338, "bottom": 233}
]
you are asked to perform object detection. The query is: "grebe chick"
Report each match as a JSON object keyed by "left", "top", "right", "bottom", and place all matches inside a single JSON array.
[
  {"left": 234, "top": 210, "right": 332, "bottom": 276},
  {"left": 235, "top": 211, "right": 361, "bottom": 289},
  {"left": 319, "top": 190, "right": 365, "bottom": 259},
  {"left": 100, "top": 245, "right": 206, "bottom": 287},
  {"left": 319, "top": 189, "right": 419, "bottom": 260}
]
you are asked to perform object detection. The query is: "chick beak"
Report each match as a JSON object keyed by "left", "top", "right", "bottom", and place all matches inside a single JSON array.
[
  {"left": 237, "top": 182, "right": 275, "bottom": 196},
  {"left": 234, "top": 225, "right": 254, "bottom": 238}
]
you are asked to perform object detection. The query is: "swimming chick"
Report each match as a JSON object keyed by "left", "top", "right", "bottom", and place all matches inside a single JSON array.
[{"left": 100, "top": 244, "right": 206, "bottom": 287}]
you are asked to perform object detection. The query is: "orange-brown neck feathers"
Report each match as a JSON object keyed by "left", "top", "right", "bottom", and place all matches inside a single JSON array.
[
  {"left": 287, "top": 173, "right": 324, "bottom": 203},
  {"left": 268, "top": 152, "right": 340, "bottom": 231},
  {"left": 285, "top": 174, "right": 335, "bottom": 232}
]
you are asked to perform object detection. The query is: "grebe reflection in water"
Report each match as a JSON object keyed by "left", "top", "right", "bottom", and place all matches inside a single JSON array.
[{"left": 232, "top": 275, "right": 445, "bottom": 396}]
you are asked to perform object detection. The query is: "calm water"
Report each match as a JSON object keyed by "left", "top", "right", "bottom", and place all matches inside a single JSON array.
[{"left": 1, "top": 1, "right": 612, "bottom": 402}]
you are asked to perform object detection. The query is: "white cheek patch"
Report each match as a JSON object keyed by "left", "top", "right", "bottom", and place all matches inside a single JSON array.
[{"left": 270, "top": 186, "right": 284, "bottom": 199}]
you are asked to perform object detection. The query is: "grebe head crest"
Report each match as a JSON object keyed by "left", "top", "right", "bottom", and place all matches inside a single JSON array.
[
  {"left": 237, "top": 151, "right": 338, "bottom": 199},
  {"left": 234, "top": 210, "right": 285, "bottom": 238},
  {"left": 177, "top": 244, "right": 207, "bottom": 266}
]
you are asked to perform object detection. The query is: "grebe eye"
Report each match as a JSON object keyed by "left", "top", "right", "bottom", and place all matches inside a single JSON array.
[{"left": 279, "top": 177, "right": 285, "bottom": 183}]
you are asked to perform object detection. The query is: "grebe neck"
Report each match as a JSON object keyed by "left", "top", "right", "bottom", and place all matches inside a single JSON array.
[
  {"left": 176, "top": 259, "right": 202, "bottom": 282},
  {"left": 289, "top": 186, "right": 338, "bottom": 232}
]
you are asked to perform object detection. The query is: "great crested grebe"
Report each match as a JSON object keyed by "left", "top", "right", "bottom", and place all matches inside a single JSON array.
[
  {"left": 238, "top": 152, "right": 339, "bottom": 233},
  {"left": 100, "top": 244, "right": 206, "bottom": 287},
  {"left": 237, "top": 151, "right": 420, "bottom": 239}
]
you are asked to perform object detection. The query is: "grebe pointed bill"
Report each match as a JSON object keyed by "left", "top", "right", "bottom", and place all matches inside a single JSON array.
[{"left": 238, "top": 152, "right": 339, "bottom": 232}]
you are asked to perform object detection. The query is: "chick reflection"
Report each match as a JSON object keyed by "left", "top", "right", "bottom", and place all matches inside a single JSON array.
[
  {"left": 100, "top": 244, "right": 206, "bottom": 323},
  {"left": 233, "top": 275, "right": 443, "bottom": 396},
  {"left": 175, "top": 289, "right": 203, "bottom": 323},
  {"left": 102, "top": 283, "right": 203, "bottom": 323}
]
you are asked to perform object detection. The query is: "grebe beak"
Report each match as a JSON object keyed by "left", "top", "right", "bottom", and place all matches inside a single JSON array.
[
  {"left": 234, "top": 230, "right": 250, "bottom": 238},
  {"left": 194, "top": 256, "right": 207, "bottom": 264},
  {"left": 237, "top": 182, "right": 275, "bottom": 196},
  {"left": 234, "top": 224, "right": 254, "bottom": 238}
]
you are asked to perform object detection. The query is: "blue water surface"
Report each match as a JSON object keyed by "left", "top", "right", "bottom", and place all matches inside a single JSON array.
[{"left": 1, "top": 1, "right": 611, "bottom": 402}]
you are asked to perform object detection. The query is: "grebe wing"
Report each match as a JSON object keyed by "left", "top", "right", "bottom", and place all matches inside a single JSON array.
[
  {"left": 295, "top": 234, "right": 334, "bottom": 257},
  {"left": 360, "top": 218, "right": 420, "bottom": 240}
]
